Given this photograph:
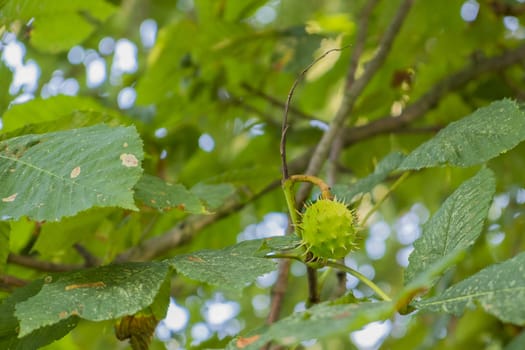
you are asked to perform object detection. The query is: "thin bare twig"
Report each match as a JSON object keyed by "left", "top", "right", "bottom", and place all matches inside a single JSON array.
[{"left": 280, "top": 47, "right": 349, "bottom": 180}]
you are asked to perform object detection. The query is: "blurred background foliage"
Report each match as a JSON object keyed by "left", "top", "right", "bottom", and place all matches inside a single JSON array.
[{"left": 2, "top": 0, "right": 525, "bottom": 349}]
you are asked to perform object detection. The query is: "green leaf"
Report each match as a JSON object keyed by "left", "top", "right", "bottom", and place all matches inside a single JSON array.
[
  {"left": 0, "top": 124, "right": 143, "bottom": 221},
  {"left": 505, "top": 331, "right": 525, "bottom": 350},
  {"left": 149, "top": 273, "right": 171, "bottom": 321},
  {"left": 169, "top": 239, "right": 277, "bottom": 292},
  {"left": 227, "top": 301, "right": 395, "bottom": 349},
  {"left": 404, "top": 168, "right": 495, "bottom": 285},
  {"left": 14, "top": 262, "right": 170, "bottom": 337},
  {"left": 32, "top": 209, "right": 114, "bottom": 256},
  {"left": 332, "top": 152, "right": 405, "bottom": 202},
  {"left": 134, "top": 175, "right": 205, "bottom": 214},
  {"left": 398, "top": 99, "right": 525, "bottom": 170},
  {"left": 414, "top": 251, "right": 525, "bottom": 325},
  {"left": 255, "top": 235, "right": 302, "bottom": 257},
  {"left": 190, "top": 183, "right": 236, "bottom": 210},
  {"left": 0, "top": 279, "right": 79, "bottom": 349},
  {"left": 0, "top": 222, "right": 8, "bottom": 272},
  {"left": 0, "top": 96, "right": 118, "bottom": 134},
  {"left": 0, "top": 0, "right": 116, "bottom": 53}
]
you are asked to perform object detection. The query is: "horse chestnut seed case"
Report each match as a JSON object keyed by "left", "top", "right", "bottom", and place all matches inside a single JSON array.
[{"left": 299, "top": 198, "right": 359, "bottom": 260}]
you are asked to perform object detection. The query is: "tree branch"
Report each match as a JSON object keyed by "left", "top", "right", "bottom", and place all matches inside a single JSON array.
[
  {"left": 344, "top": 43, "right": 525, "bottom": 146},
  {"left": 297, "top": 0, "right": 413, "bottom": 202},
  {"left": 7, "top": 254, "right": 82, "bottom": 272},
  {"left": 326, "top": 0, "right": 378, "bottom": 188},
  {"left": 114, "top": 182, "right": 279, "bottom": 262},
  {"left": 266, "top": 259, "right": 291, "bottom": 325},
  {"left": 73, "top": 243, "right": 101, "bottom": 267},
  {"left": 306, "top": 265, "right": 320, "bottom": 306},
  {"left": 0, "top": 274, "right": 28, "bottom": 290}
]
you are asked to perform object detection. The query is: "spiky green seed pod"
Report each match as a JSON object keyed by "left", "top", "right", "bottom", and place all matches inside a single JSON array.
[{"left": 299, "top": 198, "right": 358, "bottom": 260}]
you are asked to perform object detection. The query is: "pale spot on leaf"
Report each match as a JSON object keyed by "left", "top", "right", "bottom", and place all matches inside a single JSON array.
[
  {"left": 120, "top": 153, "right": 139, "bottom": 167},
  {"left": 70, "top": 166, "right": 81, "bottom": 179},
  {"left": 236, "top": 335, "right": 260, "bottom": 348},
  {"left": 188, "top": 256, "right": 205, "bottom": 263},
  {"left": 65, "top": 281, "right": 106, "bottom": 290},
  {"left": 123, "top": 142, "right": 128, "bottom": 148},
  {"left": 2, "top": 193, "right": 17, "bottom": 202}
]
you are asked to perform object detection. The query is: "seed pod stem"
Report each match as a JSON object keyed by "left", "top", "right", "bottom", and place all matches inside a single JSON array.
[
  {"left": 287, "top": 174, "right": 332, "bottom": 200},
  {"left": 325, "top": 260, "right": 392, "bottom": 301},
  {"left": 282, "top": 174, "right": 332, "bottom": 237}
]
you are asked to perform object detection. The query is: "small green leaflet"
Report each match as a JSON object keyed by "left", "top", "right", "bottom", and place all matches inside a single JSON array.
[
  {"left": 227, "top": 301, "right": 395, "bottom": 349},
  {"left": 332, "top": 152, "right": 405, "bottom": 202},
  {"left": 169, "top": 239, "right": 277, "bottom": 292},
  {"left": 14, "top": 262, "right": 169, "bottom": 336},
  {"left": 399, "top": 99, "right": 525, "bottom": 170},
  {"left": 404, "top": 168, "right": 495, "bottom": 285},
  {"left": 134, "top": 175, "right": 206, "bottom": 214},
  {"left": 0, "top": 124, "right": 143, "bottom": 221},
  {"left": 415, "top": 251, "right": 525, "bottom": 325}
]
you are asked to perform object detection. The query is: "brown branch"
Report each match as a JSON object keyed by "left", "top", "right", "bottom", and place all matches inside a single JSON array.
[
  {"left": 306, "top": 266, "right": 320, "bottom": 306},
  {"left": 280, "top": 47, "right": 348, "bottom": 180},
  {"left": 343, "top": 43, "right": 525, "bottom": 146},
  {"left": 297, "top": 0, "right": 413, "bottom": 203},
  {"left": 266, "top": 259, "right": 291, "bottom": 324},
  {"left": 73, "top": 243, "right": 101, "bottom": 267},
  {"left": 1, "top": 274, "right": 28, "bottom": 290},
  {"left": 114, "top": 182, "right": 280, "bottom": 262},
  {"left": 345, "top": 0, "right": 379, "bottom": 88},
  {"left": 327, "top": 0, "right": 378, "bottom": 187},
  {"left": 7, "top": 253, "right": 82, "bottom": 272}
]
